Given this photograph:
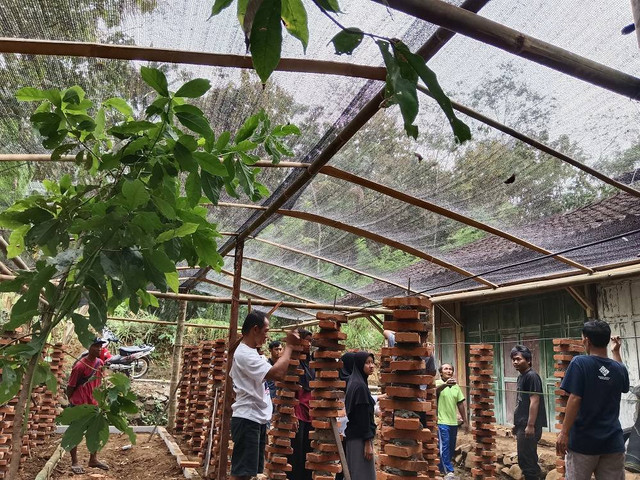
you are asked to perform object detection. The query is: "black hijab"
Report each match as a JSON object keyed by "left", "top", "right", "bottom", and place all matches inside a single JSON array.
[
  {"left": 339, "top": 352, "right": 356, "bottom": 384},
  {"left": 299, "top": 354, "right": 315, "bottom": 391},
  {"left": 344, "top": 351, "right": 374, "bottom": 414}
]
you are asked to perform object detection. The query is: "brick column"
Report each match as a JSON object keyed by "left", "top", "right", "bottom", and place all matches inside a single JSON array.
[
  {"left": 265, "top": 336, "right": 306, "bottom": 479},
  {"left": 306, "top": 312, "right": 348, "bottom": 479},
  {"left": 469, "top": 344, "right": 496, "bottom": 480},
  {"left": 206, "top": 338, "right": 227, "bottom": 478},
  {"left": 175, "top": 345, "right": 196, "bottom": 435},
  {"left": 553, "top": 339, "right": 584, "bottom": 479},
  {"left": 379, "top": 296, "right": 434, "bottom": 479}
]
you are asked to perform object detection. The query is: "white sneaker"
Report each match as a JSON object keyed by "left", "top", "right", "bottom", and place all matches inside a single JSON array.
[{"left": 444, "top": 473, "right": 456, "bottom": 479}]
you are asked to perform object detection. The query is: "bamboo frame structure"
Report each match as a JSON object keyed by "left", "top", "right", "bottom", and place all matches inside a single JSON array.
[
  {"left": 181, "top": 0, "right": 491, "bottom": 291},
  {"left": 375, "top": 0, "right": 640, "bottom": 100},
  {"left": 218, "top": 268, "right": 317, "bottom": 303},
  {"left": 214, "top": 234, "right": 416, "bottom": 294},
  {"left": 241, "top": 255, "right": 374, "bottom": 302},
  {"left": 320, "top": 166, "right": 593, "bottom": 273},
  {"left": 215, "top": 202, "right": 499, "bottom": 288}
]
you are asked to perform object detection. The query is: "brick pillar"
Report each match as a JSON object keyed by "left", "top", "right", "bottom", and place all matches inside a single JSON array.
[
  {"left": 469, "top": 344, "right": 496, "bottom": 480},
  {"left": 553, "top": 339, "right": 584, "bottom": 479},
  {"left": 176, "top": 345, "right": 196, "bottom": 435},
  {"left": 206, "top": 338, "right": 227, "bottom": 478},
  {"left": 265, "top": 336, "right": 306, "bottom": 479},
  {"left": 306, "top": 312, "right": 348, "bottom": 479},
  {"left": 379, "top": 296, "right": 434, "bottom": 479},
  {"left": 184, "top": 345, "right": 200, "bottom": 444}
]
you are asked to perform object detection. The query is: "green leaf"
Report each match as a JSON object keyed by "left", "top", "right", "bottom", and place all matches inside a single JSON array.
[
  {"left": 271, "top": 124, "right": 300, "bottom": 136},
  {"left": 9, "top": 264, "right": 56, "bottom": 327},
  {"left": 103, "top": 97, "right": 134, "bottom": 117},
  {"left": 122, "top": 179, "right": 150, "bottom": 209},
  {"left": 140, "top": 67, "right": 169, "bottom": 97},
  {"left": 58, "top": 404, "right": 98, "bottom": 425},
  {"left": 147, "top": 248, "right": 175, "bottom": 273},
  {"left": 281, "top": 0, "right": 309, "bottom": 52},
  {"left": 34, "top": 361, "right": 57, "bottom": 393},
  {"left": 106, "top": 412, "right": 136, "bottom": 444},
  {"left": 0, "top": 362, "right": 22, "bottom": 404},
  {"left": 211, "top": 0, "right": 234, "bottom": 16},
  {"left": 7, "top": 224, "right": 30, "bottom": 258},
  {"left": 377, "top": 40, "right": 419, "bottom": 139},
  {"left": 165, "top": 271, "right": 180, "bottom": 293},
  {"left": 132, "top": 212, "right": 162, "bottom": 233},
  {"left": 330, "top": 28, "right": 364, "bottom": 55},
  {"left": 51, "top": 143, "right": 78, "bottom": 162},
  {"left": 200, "top": 171, "right": 224, "bottom": 205},
  {"left": 185, "top": 171, "right": 202, "bottom": 207},
  {"left": 71, "top": 313, "right": 96, "bottom": 348},
  {"left": 61, "top": 413, "right": 95, "bottom": 451},
  {"left": 153, "top": 196, "right": 176, "bottom": 220},
  {"left": 16, "top": 87, "right": 61, "bottom": 106},
  {"left": 236, "top": 160, "right": 255, "bottom": 197},
  {"left": 108, "top": 373, "right": 131, "bottom": 392},
  {"left": 109, "top": 120, "right": 156, "bottom": 135},
  {"left": 193, "top": 232, "right": 222, "bottom": 268},
  {"left": 249, "top": 0, "right": 283, "bottom": 83},
  {"left": 235, "top": 111, "right": 263, "bottom": 143},
  {"left": 315, "top": 0, "right": 341, "bottom": 12},
  {"left": 174, "top": 141, "right": 198, "bottom": 172},
  {"left": 394, "top": 41, "right": 472, "bottom": 143},
  {"left": 194, "top": 152, "right": 228, "bottom": 176},
  {"left": 174, "top": 79, "right": 211, "bottom": 98},
  {"left": 174, "top": 105, "right": 214, "bottom": 142},
  {"left": 174, "top": 222, "right": 199, "bottom": 237},
  {"left": 215, "top": 131, "right": 231, "bottom": 150},
  {"left": 86, "top": 415, "right": 110, "bottom": 453}
]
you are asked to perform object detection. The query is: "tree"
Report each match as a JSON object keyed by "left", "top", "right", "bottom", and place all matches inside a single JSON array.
[{"left": 0, "top": 67, "right": 299, "bottom": 476}]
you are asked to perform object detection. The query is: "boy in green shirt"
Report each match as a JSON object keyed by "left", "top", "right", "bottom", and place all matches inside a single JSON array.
[{"left": 436, "top": 363, "right": 468, "bottom": 479}]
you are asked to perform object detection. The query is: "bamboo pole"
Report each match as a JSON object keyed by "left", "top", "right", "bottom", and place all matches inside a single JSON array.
[
  {"left": 0, "top": 154, "right": 307, "bottom": 168},
  {"left": 216, "top": 241, "right": 244, "bottom": 480},
  {"left": 0, "top": 38, "right": 387, "bottom": 82},
  {"left": 167, "top": 300, "right": 187, "bottom": 432},
  {"left": 373, "top": 0, "right": 640, "bottom": 100}
]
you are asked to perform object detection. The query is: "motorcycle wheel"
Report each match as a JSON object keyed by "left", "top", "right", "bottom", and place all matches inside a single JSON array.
[{"left": 131, "top": 357, "right": 150, "bottom": 379}]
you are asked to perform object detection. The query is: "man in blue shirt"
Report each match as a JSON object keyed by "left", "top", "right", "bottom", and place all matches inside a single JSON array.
[{"left": 557, "top": 320, "right": 629, "bottom": 480}]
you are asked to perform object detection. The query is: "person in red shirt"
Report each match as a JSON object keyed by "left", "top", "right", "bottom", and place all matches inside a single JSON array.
[{"left": 66, "top": 338, "right": 109, "bottom": 473}]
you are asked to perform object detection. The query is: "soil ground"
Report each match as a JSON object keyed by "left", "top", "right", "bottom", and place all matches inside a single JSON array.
[{"left": 19, "top": 433, "right": 184, "bottom": 480}]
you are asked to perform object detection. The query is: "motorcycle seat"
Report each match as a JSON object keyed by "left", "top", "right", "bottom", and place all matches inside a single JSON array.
[
  {"left": 119, "top": 346, "right": 150, "bottom": 355},
  {"left": 107, "top": 355, "right": 124, "bottom": 364}
]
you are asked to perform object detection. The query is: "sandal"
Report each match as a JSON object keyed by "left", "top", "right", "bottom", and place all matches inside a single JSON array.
[
  {"left": 88, "top": 461, "right": 110, "bottom": 471},
  {"left": 71, "top": 465, "right": 84, "bottom": 474}
]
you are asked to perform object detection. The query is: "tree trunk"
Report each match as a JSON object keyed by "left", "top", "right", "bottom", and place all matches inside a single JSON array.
[{"left": 167, "top": 299, "right": 188, "bottom": 432}]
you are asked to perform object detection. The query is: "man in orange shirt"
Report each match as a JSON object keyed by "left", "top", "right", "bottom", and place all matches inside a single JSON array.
[{"left": 67, "top": 338, "right": 109, "bottom": 473}]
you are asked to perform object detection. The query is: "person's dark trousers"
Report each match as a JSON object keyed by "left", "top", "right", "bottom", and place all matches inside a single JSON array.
[
  {"left": 287, "top": 420, "right": 312, "bottom": 480},
  {"left": 437, "top": 424, "right": 458, "bottom": 473},
  {"left": 515, "top": 425, "right": 543, "bottom": 480}
]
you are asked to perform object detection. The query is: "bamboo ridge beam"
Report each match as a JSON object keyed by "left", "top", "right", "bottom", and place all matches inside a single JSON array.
[
  {"left": 218, "top": 267, "right": 317, "bottom": 303},
  {"left": 0, "top": 38, "right": 386, "bottom": 82},
  {"left": 147, "top": 290, "right": 391, "bottom": 315},
  {"left": 319, "top": 166, "right": 593, "bottom": 273},
  {"left": 374, "top": 0, "right": 640, "bottom": 100},
  {"left": 215, "top": 202, "right": 498, "bottom": 289}
]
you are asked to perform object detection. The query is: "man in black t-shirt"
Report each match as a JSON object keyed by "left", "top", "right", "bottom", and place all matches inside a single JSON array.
[
  {"left": 511, "top": 345, "right": 547, "bottom": 480},
  {"left": 557, "top": 320, "right": 629, "bottom": 480}
]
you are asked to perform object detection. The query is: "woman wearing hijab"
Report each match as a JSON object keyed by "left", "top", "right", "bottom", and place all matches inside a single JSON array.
[
  {"left": 288, "top": 330, "right": 315, "bottom": 480},
  {"left": 344, "top": 351, "right": 376, "bottom": 480},
  {"left": 336, "top": 352, "right": 357, "bottom": 480}
]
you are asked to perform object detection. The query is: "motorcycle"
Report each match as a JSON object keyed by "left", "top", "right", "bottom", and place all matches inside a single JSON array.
[{"left": 76, "top": 328, "right": 155, "bottom": 379}]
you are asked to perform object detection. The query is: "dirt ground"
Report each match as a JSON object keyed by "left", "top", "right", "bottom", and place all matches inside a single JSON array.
[{"left": 19, "top": 433, "right": 184, "bottom": 480}]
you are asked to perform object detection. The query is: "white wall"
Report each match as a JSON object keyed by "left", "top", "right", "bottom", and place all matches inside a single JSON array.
[{"left": 597, "top": 278, "right": 640, "bottom": 428}]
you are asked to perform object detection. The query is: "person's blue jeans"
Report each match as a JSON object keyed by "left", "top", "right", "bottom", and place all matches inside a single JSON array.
[{"left": 438, "top": 424, "right": 458, "bottom": 474}]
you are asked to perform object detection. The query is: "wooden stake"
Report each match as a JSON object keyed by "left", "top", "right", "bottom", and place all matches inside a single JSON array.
[
  {"left": 330, "top": 418, "right": 351, "bottom": 480},
  {"left": 167, "top": 300, "right": 188, "bottom": 432}
]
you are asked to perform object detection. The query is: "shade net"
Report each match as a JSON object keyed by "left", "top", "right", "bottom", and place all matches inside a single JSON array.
[{"left": 0, "top": 0, "right": 639, "bottom": 314}]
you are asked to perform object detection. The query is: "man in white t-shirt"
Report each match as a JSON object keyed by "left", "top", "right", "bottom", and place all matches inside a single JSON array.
[{"left": 230, "top": 311, "right": 300, "bottom": 480}]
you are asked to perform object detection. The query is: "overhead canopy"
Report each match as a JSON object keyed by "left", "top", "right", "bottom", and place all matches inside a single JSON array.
[{"left": 0, "top": 0, "right": 639, "bottom": 321}]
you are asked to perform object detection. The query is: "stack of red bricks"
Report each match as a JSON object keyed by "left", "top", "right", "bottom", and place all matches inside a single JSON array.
[
  {"left": 378, "top": 296, "right": 434, "bottom": 480},
  {"left": 205, "top": 338, "right": 227, "bottom": 478},
  {"left": 553, "top": 338, "right": 584, "bottom": 479},
  {"left": 188, "top": 341, "right": 215, "bottom": 457},
  {"left": 183, "top": 346, "right": 201, "bottom": 448},
  {"left": 175, "top": 345, "right": 197, "bottom": 435},
  {"left": 29, "top": 343, "right": 66, "bottom": 446},
  {"left": 379, "top": 318, "right": 393, "bottom": 453},
  {"left": 306, "top": 312, "right": 347, "bottom": 479},
  {"left": 469, "top": 344, "right": 497, "bottom": 480},
  {"left": 265, "top": 336, "right": 306, "bottom": 479}
]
